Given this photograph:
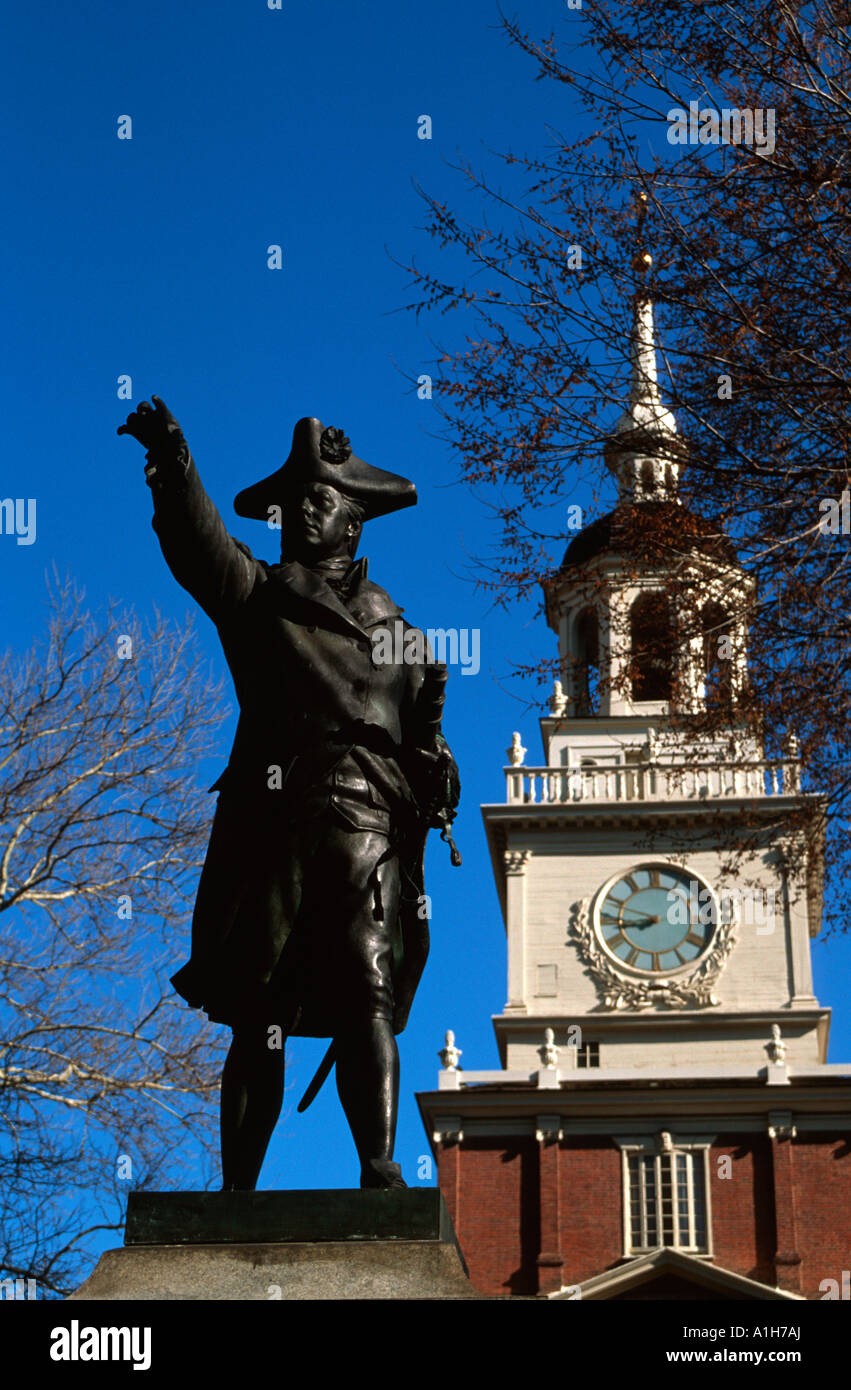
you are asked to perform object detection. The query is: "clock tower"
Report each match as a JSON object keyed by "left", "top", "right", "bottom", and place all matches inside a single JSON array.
[{"left": 417, "top": 290, "right": 851, "bottom": 1301}]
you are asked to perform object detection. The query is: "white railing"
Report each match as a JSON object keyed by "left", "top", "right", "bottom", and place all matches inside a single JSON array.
[{"left": 505, "top": 759, "right": 801, "bottom": 805}]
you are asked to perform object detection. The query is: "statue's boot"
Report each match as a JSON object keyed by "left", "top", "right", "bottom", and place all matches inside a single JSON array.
[
  {"left": 360, "top": 1158, "right": 407, "bottom": 1190},
  {"left": 336, "top": 1018, "right": 405, "bottom": 1188}
]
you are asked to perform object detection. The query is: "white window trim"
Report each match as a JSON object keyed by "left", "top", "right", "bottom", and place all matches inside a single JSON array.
[{"left": 618, "top": 1138, "right": 714, "bottom": 1261}]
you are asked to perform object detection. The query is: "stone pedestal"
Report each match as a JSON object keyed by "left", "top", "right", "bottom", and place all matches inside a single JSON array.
[{"left": 69, "top": 1190, "right": 485, "bottom": 1300}]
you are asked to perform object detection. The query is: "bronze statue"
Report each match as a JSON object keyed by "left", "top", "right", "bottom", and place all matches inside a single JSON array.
[{"left": 118, "top": 397, "right": 459, "bottom": 1191}]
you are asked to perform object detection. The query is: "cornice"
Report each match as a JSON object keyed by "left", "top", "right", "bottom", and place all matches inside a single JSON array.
[
  {"left": 482, "top": 795, "right": 822, "bottom": 831},
  {"left": 492, "top": 1007, "right": 832, "bottom": 1035},
  {"left": 417, "top": 1080, "right": 851, "bottom": 1145}
]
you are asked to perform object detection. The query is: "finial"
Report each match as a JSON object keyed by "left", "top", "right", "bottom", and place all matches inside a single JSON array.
[
  {"left": 506, "top": 732, "right": 527, "bottom": 767},
  {"left": 438, "top": 1029, "right": 462, "bottom": 1071},
  {"left": 632, "top": 190, "right": 652, "bottom": 276},
  {"left": 766, "top": 1024, "right": 787, "bottom": 1065},
  {"left": 538, "top": 1027, "right": 559, "bottom": 1070}
]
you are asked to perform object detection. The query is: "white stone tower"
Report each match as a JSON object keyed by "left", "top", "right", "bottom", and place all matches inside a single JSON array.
[
  {"left": 478, "top": 286, "right": 827, "bottom": 1076},
  {"left": 419, "top": 276, "right": 848, "bottom": 1304}
]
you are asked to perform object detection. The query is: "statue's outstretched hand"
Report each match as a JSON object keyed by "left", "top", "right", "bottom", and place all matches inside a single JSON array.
[{"left": 117, "top": 395, "right": 186, "bottom": 454}]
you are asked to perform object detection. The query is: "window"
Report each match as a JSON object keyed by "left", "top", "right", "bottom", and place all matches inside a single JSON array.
[
  {"left": 701, "top": 601, "right": 732, "bottom": 703},
  {"left": 574, "top": 607, "right": 600, "bottom": 715},
  {"left": 623, "top": 1140, "right": 709, "bottom": 1255},
  {"left": 629, "top": 592, "right": 674, "bottom": 702},
  {"left": 576, "top": 1041, "right": 599, "bottom": 1068},
  {"left": 641, "top": 459, "right": 656, "bottom": 494}
]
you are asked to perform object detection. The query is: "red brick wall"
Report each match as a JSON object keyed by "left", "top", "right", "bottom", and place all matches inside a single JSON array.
[
  {"left": 443, "top": 1130, "right": 851, "bottom": 1299},
  {"left": 445, "top": 1137, "right": 538, "bottom": 1296},
  {"left": 788, "top": 1136, "right": 851, "bottom": 1299},
  {"left": 559, "top": 1139, "right": 623, "bottom": 1286},
  {"left": 446, "top": 1136, "right": 623, "bottom": 1294},
  {"left": 709, "top": 1137, "right": 775, "bottom": 1286}
]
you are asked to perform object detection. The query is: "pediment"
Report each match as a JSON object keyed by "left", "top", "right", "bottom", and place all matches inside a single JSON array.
[{"left": 551, "top": 1247, "right": 803, "bottom": 1301}]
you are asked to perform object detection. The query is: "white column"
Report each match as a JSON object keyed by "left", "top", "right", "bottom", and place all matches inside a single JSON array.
[
  {"left": 504, "top": 850, "right": 532, "bottom": 1013},
  {"left": 606, "top": 586, "right": 629, "bottom": 716},
  {"left": 781, "top": 846, "right": 817, "bottom": 1003},
  {"left": 598, "top": 589, "right": 614, "bottom": 716}
]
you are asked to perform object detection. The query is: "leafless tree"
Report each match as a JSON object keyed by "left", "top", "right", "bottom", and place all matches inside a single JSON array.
[
  {"left": 0, "top": 574, "right": 228, "bottom": 1296},
  {"left": 400, "top": 0, "right": 850, "bottom": 933}
]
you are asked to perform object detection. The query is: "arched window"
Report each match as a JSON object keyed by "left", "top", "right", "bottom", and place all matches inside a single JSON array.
[
  {"left": 701, "top": 602, "right": 732, "bottom": 701},
  {"left": 641, "top": 460, "right": 656, "bottom": 494},
  {"left": 574, "top": 607, "right": 600, "bottom": 715},
  {"left": 630, "top": 592, "right": 673, "bottom": 702}
]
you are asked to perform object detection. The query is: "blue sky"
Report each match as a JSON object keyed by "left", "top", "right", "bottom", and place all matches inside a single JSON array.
[{"left": 2, "top": 0, "right": 849, "bottom": 1267}]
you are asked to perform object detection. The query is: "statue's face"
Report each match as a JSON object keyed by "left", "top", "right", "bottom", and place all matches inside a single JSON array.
[{"left": 287, "top": 481, "right": 354, "bottom": 561}]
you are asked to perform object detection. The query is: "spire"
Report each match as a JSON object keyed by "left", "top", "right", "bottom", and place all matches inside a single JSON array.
[
  {"left": 613, "top": 295, "right": 678, "bottom": 443},
  {"left": 605, "top": 195, "right": 683, "bottom": 504}
]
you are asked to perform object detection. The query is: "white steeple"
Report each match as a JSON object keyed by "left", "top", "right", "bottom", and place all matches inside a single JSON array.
[
  {"left": 612, "top": 294, "right": 678, "bottom": 443},
  {"left": 545, "top": 233, "right": 752, "bottom": 723},
  {"left": 605, "top": 243, "right": 683, "bottom": 503}
]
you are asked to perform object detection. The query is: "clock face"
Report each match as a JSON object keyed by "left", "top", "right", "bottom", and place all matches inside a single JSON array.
[{"left": 594, "top": 864, "right": 715, "bottom": 974}]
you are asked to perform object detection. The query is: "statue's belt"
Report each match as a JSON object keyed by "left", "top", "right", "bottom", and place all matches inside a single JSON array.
[{"left": 215, "top": 730, "right": 417, "bottom": 806}]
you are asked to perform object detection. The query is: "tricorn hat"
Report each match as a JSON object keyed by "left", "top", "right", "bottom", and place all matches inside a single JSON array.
[{"left": 233, "top": 418, "right": 417, "bottom": 522}]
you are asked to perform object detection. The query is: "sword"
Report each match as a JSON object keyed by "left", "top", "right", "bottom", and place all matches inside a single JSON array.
[{"left": 297, "top": 1040, "right": 336, "bottom": 1113}]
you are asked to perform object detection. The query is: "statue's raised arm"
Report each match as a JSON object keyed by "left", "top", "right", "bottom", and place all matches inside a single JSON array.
[{"left": 118, "top": 395, "right": 256, "bottom": 619}]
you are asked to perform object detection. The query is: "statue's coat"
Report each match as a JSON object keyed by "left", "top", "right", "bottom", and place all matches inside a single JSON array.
[{"left": 150, "top": 455, "right": 434, "bottom": 1036}]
